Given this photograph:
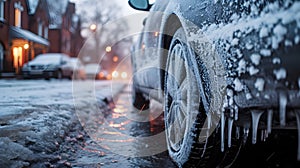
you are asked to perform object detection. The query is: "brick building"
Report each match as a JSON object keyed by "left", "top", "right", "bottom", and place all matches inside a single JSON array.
[
  {"left": 28, "top": 0, "right": 50, "bottom": 57},
  {"left": 47, "top": 0, "right": 83, "bottom": 57},
  {"left": 0, "top": 0, "right": 49, "bottom": 76},
  {"left": 0, "top": 0, "right": 83, "bottom": 77}
]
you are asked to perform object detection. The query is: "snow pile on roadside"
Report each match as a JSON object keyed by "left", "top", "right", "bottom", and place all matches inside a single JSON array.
[{"left": 0, "top": 80, "right": 126, "bottom": 167}]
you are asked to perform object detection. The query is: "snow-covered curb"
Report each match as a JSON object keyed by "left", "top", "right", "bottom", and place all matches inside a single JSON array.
[{"left": 0, "top": 80, "right": 126, "bottom": 167}]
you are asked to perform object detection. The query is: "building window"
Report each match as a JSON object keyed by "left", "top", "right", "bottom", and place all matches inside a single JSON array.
[
  {"left": 15, "top": 8, "right": 21, "bottom": 27},
  {"left": 0, "top": 0, "right": 5, "bottom": 21},
  {"left": 38, "top": 22, "right": 43, "bottom": 36},
  {"left": 14, "top": 1, "right": 23, "bottom": 27},
  {"left": 44, "top": 27, "right": 48, "bottom": 39},
  {"left": 13, "top": 47, "right": 23, "bottom": 73}
]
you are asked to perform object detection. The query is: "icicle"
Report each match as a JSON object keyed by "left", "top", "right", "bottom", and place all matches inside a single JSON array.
[
  {"left": 243, "top": 127, "right": 249, "bottom": 144},
  {"left": 234, "top": 105, "right": 239, "bottom": 121},
  {"left": 251, "top": 110, "right": 263, "bottom": 144},
  {"left": 267, "top": 109, "right": 273, "bottom": 134},
  {"left": 279, "top": 92, "right": 287, "bottom": 126},
  {"left": 261, "top": 129, "right": 267, "bottom": 142},
  {"left": 221, "top": 112, "right": 226, "bottom": 152},
  {"left": 295, "top": 110, "right": 300, "bottom": 161},
  {"left": 230, "top": 108, "right": 234, "bottom": 118},
  {"left": 207, "top": 112, "right": 211, "bottom": 129},
  {"left": 264, "top": 129, "right": 268, "bottom": 141},
  {"left": 298, "top": 77, "right": 300, "bottom": 92},
  {"left": 236, "top": 126, "right": 240, "bottom": 140},
  {"left": 228, "top": 118, "right": 234, "bottom": 148}
]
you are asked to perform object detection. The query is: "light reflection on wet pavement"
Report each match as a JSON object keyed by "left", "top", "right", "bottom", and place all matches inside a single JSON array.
[
  {"left": 65, "top": 82, "right": 300, "bottom": 168},
  {"left": 71, "top": 85, "right": 177, "bottom": 168},
  {"left": 68, "top": 82, "right": 300, "bottom": 168}
]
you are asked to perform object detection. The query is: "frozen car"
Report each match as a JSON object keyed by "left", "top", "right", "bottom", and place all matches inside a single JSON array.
[
  {"left": 22, "top": 53, "right": 73, "bottom": 79},
  {"left": 129, "top": 0, "right": 300, "bottom": 167}
]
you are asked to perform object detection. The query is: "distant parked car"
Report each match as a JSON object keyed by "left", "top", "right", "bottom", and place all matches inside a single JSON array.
[
  {"left": 84, "top": 63, "right": 101, "bottom": 80},
  {"left": 22, "top": 53, "right": 73, "bottom": 79},
  {"left": 70, "top": 58, "right": 86, "bottom": 80}
]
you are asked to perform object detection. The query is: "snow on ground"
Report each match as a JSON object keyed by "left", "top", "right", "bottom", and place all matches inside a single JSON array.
[{"left": 0, "top": 79, "right": 126, "bottom": 167}]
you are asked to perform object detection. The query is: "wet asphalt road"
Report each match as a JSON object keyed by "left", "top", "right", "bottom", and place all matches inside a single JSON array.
[
  {"left": 70, "top": 83, "right": 300, "bottom": 168},
  {"left": 70, "top": 84, "right": 177, "bottom": 168},
  {"left": 1, "top": 80, "right": 299, "bottom": 167}
]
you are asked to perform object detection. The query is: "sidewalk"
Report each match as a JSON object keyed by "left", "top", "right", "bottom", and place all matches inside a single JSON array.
[{"left": 0, "top": 72, "right": 17, "bottom": 79}]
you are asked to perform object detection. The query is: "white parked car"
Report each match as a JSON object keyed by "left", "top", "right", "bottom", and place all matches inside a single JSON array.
[{"left": 22, "top": 53, "right": 73, "bottom": 79}]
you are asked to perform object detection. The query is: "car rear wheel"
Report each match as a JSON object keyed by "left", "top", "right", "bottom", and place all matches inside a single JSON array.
[
  {"left": 132, "top": 85, "right": 150, "bottom": 111},
  {"left": 164, "top": 27, "right": 224, "bottom": 167}
]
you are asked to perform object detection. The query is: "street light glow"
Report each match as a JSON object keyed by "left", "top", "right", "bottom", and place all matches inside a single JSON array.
[
  {"left": 106, "top": 46, "right": 112, "bottom": 52},
  {"left": 90, "top": 24, "right": 97, "bottom": 31},
  {"left": 112, "top": 71, "right": 119, "bottom": 78}
]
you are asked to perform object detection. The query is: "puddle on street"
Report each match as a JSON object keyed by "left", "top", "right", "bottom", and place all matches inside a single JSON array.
[
  {"left": 69, "top": 84, "right": 300, "bottom": 167},
  {"left": 71, "top": 85, "right": 177, "bottom": 168}
]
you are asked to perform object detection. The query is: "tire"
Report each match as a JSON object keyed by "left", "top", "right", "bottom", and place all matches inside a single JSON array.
[
  {"left": 132, "top": 84, "right": 150, "bottom": 111},
  {"left": 164, "top": 27, "right": 223, "bottom": 167},
  {"left": 68, "top": 71, "right": 73, "bottom": 80}
]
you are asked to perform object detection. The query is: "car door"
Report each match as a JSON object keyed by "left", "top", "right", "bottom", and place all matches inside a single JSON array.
[{"left": 133, "top": 0, "right": 169, "bottom": 92}]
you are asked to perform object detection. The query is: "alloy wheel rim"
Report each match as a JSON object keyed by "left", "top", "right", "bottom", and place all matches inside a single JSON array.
[{"left": 166, "top": 42, "right": 192, "bottom": 152}]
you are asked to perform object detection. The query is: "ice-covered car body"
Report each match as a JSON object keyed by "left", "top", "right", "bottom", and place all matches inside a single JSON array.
[{"left": 129, "top": 0, "right": 300, "bottom": 167}]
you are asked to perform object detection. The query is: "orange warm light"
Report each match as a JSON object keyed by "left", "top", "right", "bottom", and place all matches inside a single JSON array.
[
  {"left": 142, "top": 44, "right": 146, "bottom": 50},
  {"left": 24, "top": 43, "right": 29, "bottom": 49},
  {"left": 106, "top": 74, "right": 112, "bottom": 80},
  {"left": 113, "top": 56, "right": 118, "bottom": 62},
  {"left": 99, "top": 72, "right": 105, "bottom": 78},
  {"left": 13, "top": 47, "right": 23, "bottom": 69}
]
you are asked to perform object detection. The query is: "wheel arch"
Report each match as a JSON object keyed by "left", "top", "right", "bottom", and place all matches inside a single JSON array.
[{"left": 159, "top": 13, "right": 185, "bottom": 90}]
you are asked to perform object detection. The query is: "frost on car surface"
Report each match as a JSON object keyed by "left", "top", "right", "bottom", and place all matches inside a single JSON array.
[
  {"left": 129, "top": 0, "right": 300, "bottom": 167},
  {"left": 199, "top": 0, "right": 300, "bottom": 158}
]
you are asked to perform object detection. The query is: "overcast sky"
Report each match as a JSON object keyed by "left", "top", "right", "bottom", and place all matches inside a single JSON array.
[{"left": 70, "top": 0, "right": 142, "bottom": 16}]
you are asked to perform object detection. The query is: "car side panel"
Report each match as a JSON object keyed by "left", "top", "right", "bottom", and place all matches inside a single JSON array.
[{"left": 161, "top": 0, "right": 300, "bottom": 108}]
